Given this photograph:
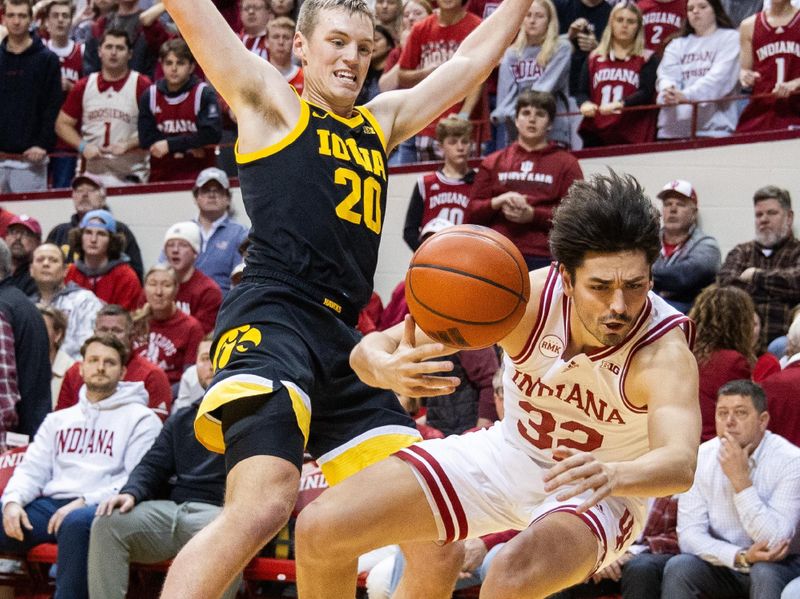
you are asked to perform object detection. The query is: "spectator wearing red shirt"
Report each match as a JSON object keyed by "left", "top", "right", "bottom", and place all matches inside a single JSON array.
[
  {"left": 155, "top": 221, "right": 222, "bottom": 335},
  {"left": 138, "top": 39, "right": 222, "bottom": 183},
  {"left": 637, "top": 0, "right": 687, "bottom": 54},
  {"left": 57, "top": 304, "right": 173, "bottom": 420},
  {"left": 398, "top": 0, "right": 483, "bottom": 161},
  {"left": 688, "top": 285, "right": 755, "bottom": 442},
  {"left": 64, "top": 209, "right": 142, "bottom": 312},
  {"left": 238, "top": 0, "right": 270, "bottom": 60},
  {"left": 133, "top": 265, "right": 203, "bottom": 387},
  {"left": 466, "top": 90, "right": 583, "bottom": 270},
  {"left": 760, "top": 316, "right": 800, "bottom": 446},
  {"left": 55, "top": 29, "right": 152, "bottom": 187}
]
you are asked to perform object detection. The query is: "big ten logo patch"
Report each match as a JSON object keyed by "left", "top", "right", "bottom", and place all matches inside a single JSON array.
[
  {"left": 538, "top": 335, "right": 564, "bottom": 358},
  {"left": 213, "top": 324, "right": 262, "bottom": 370},
  {"left": 600, "top": 360, "right": 620, "bottom": 375}
]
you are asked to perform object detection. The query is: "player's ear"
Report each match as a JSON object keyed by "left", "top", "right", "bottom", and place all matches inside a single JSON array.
[
  {"left": 558, "top": 263, "right": 574, "bottom": 296},
  {"left": 293, "top": 32, "right": 308, "bottom": 65}
]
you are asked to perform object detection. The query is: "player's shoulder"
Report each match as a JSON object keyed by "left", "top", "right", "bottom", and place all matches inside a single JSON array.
[
  {"left": 499, "top": 265, "right": 555, "bottom": 355},
  {"left": 630, "top": 324, "right": 697, "bottom": 375}
]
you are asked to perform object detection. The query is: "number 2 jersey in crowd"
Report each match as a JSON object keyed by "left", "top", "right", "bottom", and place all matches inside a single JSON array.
[
  {"left": 737, "top": 10, "right": 800, "bottom": 132},
  {"left": 502, "top": 265, "right": 695, "bottom": 466}
]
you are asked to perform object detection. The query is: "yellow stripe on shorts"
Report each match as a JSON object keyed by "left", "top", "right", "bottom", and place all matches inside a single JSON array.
[{"left": 317, "top": 426, "right": 422, "bottom": 486}]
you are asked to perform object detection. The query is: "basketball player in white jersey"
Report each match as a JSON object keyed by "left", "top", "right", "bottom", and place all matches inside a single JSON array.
[{"left": 295, "top": 171, "right": 701, "bottom": 598}]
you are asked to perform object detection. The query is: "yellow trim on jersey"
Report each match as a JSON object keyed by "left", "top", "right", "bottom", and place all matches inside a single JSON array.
[
  {"left": 305, "top": 99, "right": 366, "bottom": 128},
  {"left": 194, "top": 378, "right": 274, "bottom": 453},
  {"left": 358, "top": 106, "right": 387, "bottom": 151},
  {"left": 235, "top": 99, "right": 311, "bottom": 164},
  {"left": 319, "top": 433, "right": 419, "bottom": 486}
]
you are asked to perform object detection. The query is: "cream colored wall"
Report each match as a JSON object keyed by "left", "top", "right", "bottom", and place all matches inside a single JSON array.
[{"left": 9, "top": 137, "right": 799, "bottom": 302}]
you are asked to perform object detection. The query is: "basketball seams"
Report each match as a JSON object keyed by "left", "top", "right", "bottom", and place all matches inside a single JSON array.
[{"left": 409, "top": 264, "right": 529, "bottom": 303}]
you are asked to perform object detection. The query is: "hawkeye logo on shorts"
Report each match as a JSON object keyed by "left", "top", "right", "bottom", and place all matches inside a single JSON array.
[{"left": 213, "top": 325, "right": 262, "bottom": 370}]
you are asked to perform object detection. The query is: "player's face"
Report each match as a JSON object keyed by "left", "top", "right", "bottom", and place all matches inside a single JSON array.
[
  {"left": 195, "top": 182, "right": 231, "bottom": 217},
  {"left": 80, "top": 341, "right": 125, "bottom": 396},
  {"left": 30, "top": 245, "right": 66, "bottom": 286},
  {"left": 95, "top": 314, "right": 131, "bottom": 345},
  {"left": 268, "top": 27, "right": 294, "bottom": 60},
  {"left": 296, "top": 9, "right": 374, "bottom": 110},
  {"left": 611, "top": 8, "right": 639, "bottom": 46},
  {"left": 46, "top": 5, "right": 72, "bottom": 39},
  {"left": 241, "top": 0, "right": 270, "bottom": 31},
  {"left": 196, "top": 340, "right": 215, "bottom": 389},
  {"left": 562, "top": 250, "right": 652, "bottom": 349},
  {"left": 82, "top": 227, "right": 111, "bottom": 258},
  {"left": 165, "top": 239, "right": 197, "bottom": 272},
  {"left": 99, "top": 35, "right": 132, "bottom": 73},
  {"left": 403, "top": 1, "right": 428, "bottom": 30},
  {"left": 2, "top": 3, "right": 31, "bottom": 38},
  {"left": 754, "top": 198, "right": 793, "bottom": 248},
  {"left": 440, "top": 135, "right": 470, "bottom": 167},
  {"left": 661, "top": 195, "right": 696, "bottom": 235},
  {"left": 687, "top": 0, "right": 716, "bottom": 35},
  {"left": 375, "top": 0, "right": 400, "bottom": 25},
  {"left": 515, "top": 105, "right": 550, "bottom": 147},
  {"left": 161, "top": 53, "right": 195, "bottom": 90},
  {"left": 72, "top": 183, "right": 105, "bottom": 215},
  {"left": 523, "top": 2, "right": 549, "bottom": 42},
  {"left": 715, "top": 393, "right": 768, "bottom": 450},
  {"left": 145, "top": 270, "right": 178, "bottom": 311}
]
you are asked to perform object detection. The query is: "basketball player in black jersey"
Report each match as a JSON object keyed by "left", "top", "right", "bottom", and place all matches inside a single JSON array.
[{"left": 159, "top": 0, "right": 535, "bottom": 595}]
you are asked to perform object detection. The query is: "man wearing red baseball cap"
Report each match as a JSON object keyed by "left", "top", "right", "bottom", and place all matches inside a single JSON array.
[
  {"left": 652, "top": 179, "right": 721, "bottom": 313},
  {"left": 4, "top": 214, "right": 42, "bottom": 295}
]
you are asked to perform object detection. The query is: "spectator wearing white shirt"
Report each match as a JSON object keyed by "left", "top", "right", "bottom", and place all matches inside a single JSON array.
[
  {"left": 663, "top": 379, "right": 800, "bottom": 598},
  {"left": 656, "top": 0, "right": 740, "bottom": 139}
]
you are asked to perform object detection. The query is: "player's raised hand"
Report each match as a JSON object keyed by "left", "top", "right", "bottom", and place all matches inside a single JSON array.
[{"left": 542, "top": 447, "right": 618, "bottom": 513}]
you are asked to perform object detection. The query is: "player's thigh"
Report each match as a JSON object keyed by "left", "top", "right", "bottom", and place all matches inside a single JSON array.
[
  {"left": 297, "top": 456, "right": 440, "bottom": 556},
  {"left": 482, "top": 512, "right": 598, "bottom": 597}
]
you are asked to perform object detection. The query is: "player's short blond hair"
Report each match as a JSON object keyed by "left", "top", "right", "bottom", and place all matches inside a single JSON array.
[{"left": 296, "top": 0, "right": 374, "bottom": 37}]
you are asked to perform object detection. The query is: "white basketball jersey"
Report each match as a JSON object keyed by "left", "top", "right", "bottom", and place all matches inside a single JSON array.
[
  {"left": 501, "top": 265, "right": 695, "bottom": 465},
  {"left": 81, "top": 72, "right": 149, "bottom": 182}
]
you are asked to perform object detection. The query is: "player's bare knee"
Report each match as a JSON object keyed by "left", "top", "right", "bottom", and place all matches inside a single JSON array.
[
  {"left": 403, "top": 541, "right": 464, "bottom": 580},
  {"left": 295, "top": 501, "right": 349, "bottom": 561}
]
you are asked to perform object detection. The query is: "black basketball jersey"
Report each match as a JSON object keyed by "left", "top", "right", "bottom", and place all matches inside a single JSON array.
[{"left": 236, "top": 99, "right": 388, "bottom": 311}]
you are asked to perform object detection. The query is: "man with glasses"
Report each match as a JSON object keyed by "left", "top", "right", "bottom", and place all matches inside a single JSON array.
[
  {"left": 190, "top": 167, "right": 248, "bottom": 294},
  {"left": 238, "top": 0, "right": 270, "bottom": 59}
]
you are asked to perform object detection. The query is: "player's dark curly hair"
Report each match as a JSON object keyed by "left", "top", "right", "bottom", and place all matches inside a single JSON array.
[
  {"left": 689, "top": 285, "right": 755, "bottom": 367},
  {"left": 549, "top": 170, "right": 661, "bottom": 278}
]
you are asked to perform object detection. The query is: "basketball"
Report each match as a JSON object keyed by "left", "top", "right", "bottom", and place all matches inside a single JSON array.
[{"left": 405, "top": 225, "right": 531, "bottom": 349}]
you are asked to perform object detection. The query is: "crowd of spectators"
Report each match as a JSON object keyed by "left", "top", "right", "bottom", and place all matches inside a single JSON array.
[
  {"left": 2, "top": 0, "right": 800, "bottom": 190},
  {"left": 0, "top": 0, "right": 799, "bottom": 596}
]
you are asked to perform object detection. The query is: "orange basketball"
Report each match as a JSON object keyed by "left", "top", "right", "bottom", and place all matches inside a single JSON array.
[{"left": 405, "top": 225, "right": 531, "bottom": 349}]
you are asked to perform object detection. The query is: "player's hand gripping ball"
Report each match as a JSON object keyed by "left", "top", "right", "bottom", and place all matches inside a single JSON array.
[{"left": 405, "top": 225, "right": 531, "bottom": 348}]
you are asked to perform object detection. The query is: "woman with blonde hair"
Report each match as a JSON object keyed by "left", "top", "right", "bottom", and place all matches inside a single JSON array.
[
  {"left": 491, "top": 0, "right": 573, "bottom": 148},
  {"left": 132, "top": 264, "right": 203, "bottom": 389},
  {"left": 576, "top": 1, "right": 659, "bottom": 146},
  {"left": 688, "top": 285, "right": 755, "bottom": 441}
]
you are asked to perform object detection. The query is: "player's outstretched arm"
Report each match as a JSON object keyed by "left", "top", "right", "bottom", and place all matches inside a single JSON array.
[
  {"left": 350, "top": 316, "right": 460, "bottom": 397},
  {"left": 367, "top": 0, "right": 533, "bottom": 150},
  {"left": 543, "top": 328, "right": 700, "bottom": 512},
  {"left": 162, "top": 0, "right": 297, "bottom": 129}
]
